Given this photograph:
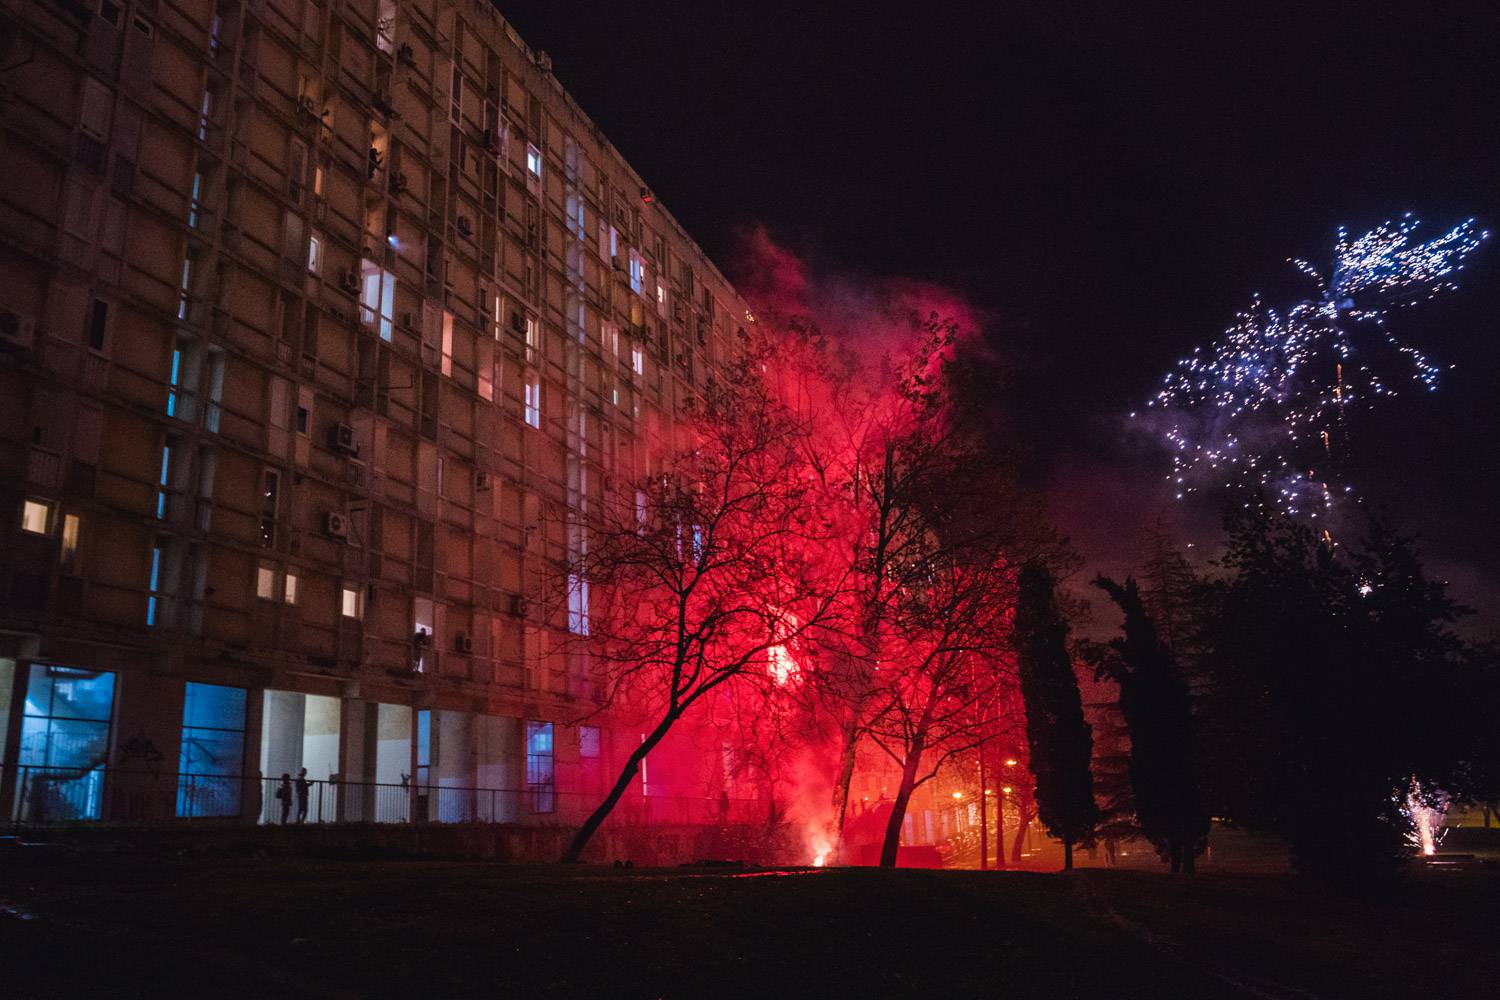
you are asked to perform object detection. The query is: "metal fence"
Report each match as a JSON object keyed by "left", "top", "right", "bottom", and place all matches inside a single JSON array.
[{"left": 3, "top": 765, "right": 775, "bottom": 830}]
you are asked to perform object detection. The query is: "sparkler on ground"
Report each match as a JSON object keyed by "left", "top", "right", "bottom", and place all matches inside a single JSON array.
[{"left": 1140, "top": 216, "right": 1488, "bottom": 516}]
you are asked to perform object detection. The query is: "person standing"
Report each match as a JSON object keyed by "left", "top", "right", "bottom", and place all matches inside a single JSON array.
[
  {"left": 276, "top": 773, "right": 292, "bottom": 825},
  {"left": 294, "top": 767, "right": 312, "bottom": 824}
]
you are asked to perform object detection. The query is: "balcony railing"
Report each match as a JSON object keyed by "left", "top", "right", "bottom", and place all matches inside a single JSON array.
[{"left": 3, "top": 765, "right": 774, "bottom": 830}]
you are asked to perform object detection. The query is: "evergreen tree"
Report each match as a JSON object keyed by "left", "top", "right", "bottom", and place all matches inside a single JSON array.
[
  {"left": 1093, "top": 576, "right": 1210, "bottom": 872},
  {"left": 1199, "top": 505, "right": 1470, "bottom": 879},
  {"left": 1014, "top": 562, "right": 1098, "bottom": 869}
]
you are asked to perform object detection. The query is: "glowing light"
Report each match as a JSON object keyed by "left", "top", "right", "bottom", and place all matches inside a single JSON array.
[
  {"left": 1144, "top": 216, "right": 1488, "bottom": 514},
  {"left": 951, "top": 791, "right": 963, "bottom": 800},
  {"left": 1003, "top": 758, "right": 1018, "bottom": 767},
  {"left": 808, "top": 831, "right": 832, "bottom": 867},
  {"left": 1399, "top": 779, "right": 1448, "bottom": 857},
  {"left": 1001, "top": 786, "right": 1013, "bottom": 795}
]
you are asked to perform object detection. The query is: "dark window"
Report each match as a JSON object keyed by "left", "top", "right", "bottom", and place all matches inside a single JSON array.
[{"left": 87, "top": 299, "right": 108, "bottom": 350}]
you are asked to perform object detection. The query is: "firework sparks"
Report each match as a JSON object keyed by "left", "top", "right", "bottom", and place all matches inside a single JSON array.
[{"left": 1142, "top": 216, "right": 1488, "bottom": 514}]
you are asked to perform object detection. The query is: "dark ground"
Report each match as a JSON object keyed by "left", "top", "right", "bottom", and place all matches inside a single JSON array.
[{"left": 2, "top": 850, "right": 1497, "bottom": 999}]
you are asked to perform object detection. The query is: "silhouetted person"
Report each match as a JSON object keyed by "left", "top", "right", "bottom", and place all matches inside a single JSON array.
[
  {"left": 295, "top": 767, "right": 311, "bottom": 824},
  {"left": 276, "top": 773, "right": 292, "bottom": 824},
  {"left": 367, "top": 147, "right": 382, "bottom": 179}
]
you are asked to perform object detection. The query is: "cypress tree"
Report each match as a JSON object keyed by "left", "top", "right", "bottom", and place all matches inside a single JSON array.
[
  {"left": 1094, "top": 576, "right": 1209, "bottom": 872},
  {"left": 1015, "top": 562, "right": 1099, "bottom": 869}
]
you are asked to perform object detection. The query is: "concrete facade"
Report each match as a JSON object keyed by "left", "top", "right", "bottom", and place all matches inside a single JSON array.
[{"left": 0, "top": 0, "right": 752, "bottom": 828}]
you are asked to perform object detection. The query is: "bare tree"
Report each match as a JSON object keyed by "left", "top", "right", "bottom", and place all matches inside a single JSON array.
[
  {"left": 863, "top": 554, "right": 1020, "bottom": 867},
  {"left": 557, "top": 348, "right": 848, "bottom": 863}
]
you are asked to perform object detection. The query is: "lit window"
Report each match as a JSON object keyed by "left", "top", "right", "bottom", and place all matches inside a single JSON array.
[
  {"left": 526, "top": 143, "right": 541, "bottom": 177},
  {"left": 341, "top": 586, "right": 362, "bottom": 619},
  {"left": 188, "top": 172, "right": 202, "bottom": 229},
  {"left": 146, "top": 542, "right": 164, "bottom": 626},
  {"left": 579, "top": 725, "right": 601, "bottom": 759},
  {"left": 156, "top": 443, "right": 173, "bottom": 519},
  {"left": 656, "top": 283, "right": 667, "bottom": 318},
  {"left": 526, "top": 721, "right": 555, "bottom": 813},
  {"left": 628, "top": 250, "right": 643, "bottom": 294},
  {"left": 567, "top": 573, "right": 590, "bottom": 636},
  {"left": 255, "top": 564, "right": 275, "bottom": 600},
  {"left": 634, "top": 489, "right": 648, "bottom": 531},
  {"left": 631, "top": 343, "right": 644, "bottom": 376},
  {"left": 307, "top": 234, "right": 321, "bottom": 273},
  {"left": 176, "top": 682, "right": 247, "bottom": 817},
  {"left": 21, "top": 498, "right": 51, "bottom": 535},
  {"left": 359, "top": 259, "right": 396, "bottom": 342},
  {"left": 313, "top": 164, "right": 325, "bottom": 198},
  {"left": 61, "top": 513, "right": 81, "bottom": 566},
  {"left": 524, "top": 315, "right": 539, "bottom": 363},
  {"left": 167, "top": 345, "right": 181, "bottom": 416},
  {"left": 440, "top": 311, "right": 454, "bottom": 377},
  {"left": 283, "top": 569, "right": 299, "bottom": 605},
  {"left": 524, "top": 378, "right": 541, "bottom": 429}
]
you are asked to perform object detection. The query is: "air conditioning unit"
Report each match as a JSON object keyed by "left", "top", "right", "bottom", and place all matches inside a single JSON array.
[
  {"left": 389, "top": 170, "right": 408, "bottom": 194},
  {"left": 399, "top": 311, "right": 416, "bottom": 330},
  {"left": 510, "top": 594, "right": 529, "bottom": 618},
  {"left": 475, "top": 470, "right": 492, "bottom": 491},
  {"left": 396, "top": 43, "right": 416, "bottom": 67},
  {"left": 456, "top": 215, "right": 473, "bottom": 237},
  {"left": 328, "top": 422, "right": 358, "bottom": 456},
  {"left": 453, "top": 632, "right": 473, "bottom": 653},
  {"left": 0, "top": 307, "right": 37, "bottom": 351},
  {"left": 324, "top": 510, "right": 350, "bottom": 538},
  {"left": 413, "top": 627, "right": 432, "bottom": 648},
  {"left": 339, "top": 268, "right": 360, "bottom": 295}
]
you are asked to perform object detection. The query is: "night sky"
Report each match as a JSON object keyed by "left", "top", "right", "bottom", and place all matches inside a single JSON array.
[{"left": 506, "top": 4, "right": 1500, "bottom": 631}]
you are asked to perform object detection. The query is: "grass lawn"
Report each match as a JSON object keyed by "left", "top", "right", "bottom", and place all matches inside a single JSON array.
[{"left": 2, "top": 850, "right": 1495, "bottom": 998}]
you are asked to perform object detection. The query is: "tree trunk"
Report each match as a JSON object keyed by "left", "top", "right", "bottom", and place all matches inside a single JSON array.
[
  {"left": 993, "top": 792, "right": 1007, "bottom": 869},
  {"left": 829, "top": 712, "right": 863, "bottom": 863},
  {"left": 560, "top": 714, "right": 675, "bottom": 863},
  {"left": 1010, "top": 803, "right": 1031, "bottom": 865},
  {"left": 1182, "top": 837, "right": 1195, "bottom": 874},
  {"left": 878, "top": 754, "right": 923, "bottom": 868},
  {"left": 1063, "top": 838, "right": 1074, "bottom": 871}
]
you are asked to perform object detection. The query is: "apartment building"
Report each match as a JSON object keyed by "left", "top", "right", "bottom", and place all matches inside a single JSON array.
[{"left": 0, "top": 0, "right": 752, "bottom": 830}]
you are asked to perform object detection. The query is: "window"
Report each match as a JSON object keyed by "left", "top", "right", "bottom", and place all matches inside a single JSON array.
[
  {"left": 155, "top": 442, "right": 173, "bottom": 519},
  {"left": 307, "top": 234, "right": 321, "bottom": 274},
  {"left": 19, "top": 664, "right": 117, "bottom": 821},
  {"left": 526, "top": 721, "right": 554, "bottom": 813},
  {"left": 634, "top": 489, "right": 648, "bottom": 532},
  {"left": 87, "top": 298, "right": 108, "bottom": 351},
  {"left": 188, "top": 172, "right": 203, "bottom": 229},
  {"left": 579, "top": 726, "right": 601, "bottom": 759},
  {"left": 177, "top": 682, "right": 247, "bottom": 817},
  {"left": 341, "top": 585, "right": 362, "bottom": 619},
  {"left": 628, "top": 249, "right": 643, "bottom": 294},
  {"left": 477, "top": 340, "right": 495, "bottom": 402},
  {"left": 204, "top": 350, "right": 225, "bottom": 433},
  {"left": 283, "top": 569, "right": 299, "bottom": 605},
  {"left": 526, "top": 143, "right": 541, "bottom": 177},
  {"left": 21, "top": 498, "right": 51, "bottom": 535},
  {"left": 166, "top": 344, "right": 182, "bottom": 417},
  {"left": 440, "top": 311, "right": 453, "bottom": 377},
  {"left": 631, "top": 342, "right": 644, "bottom": 377},
  {"left": 146, "top": 542, "right": 164, "bottom": 626},
  {"left": 60, "top": 513, "right": 81, "bottom": 568},
  {"left": 523, "top": 378, "right": 541, "bottom": 429},
  {"left": 359, "top": 259, "right": 396, "bottom": 341},
  {"left": 255, "top": 563, "right": 275, "bottom": 600},
  {"left": 97, "top": 0, "right": 123, "bottom": 28},
  {"left": 567, "top": 573, "right": 589, "bottom": 636},
  {"left": 524, "top": 314, "right": 539, "bottom": 363},
  {"left": 196, "top": 89, "right": 212, "bottom": 142},
  {"left": 176, "top": 254, "right": 193, "bottom": 319},
  {"left": 656, "top": 283, "right": 666, "bottom": 318},
  {"left": 259, "top": 468, "right": 279, "bottom": 548}
]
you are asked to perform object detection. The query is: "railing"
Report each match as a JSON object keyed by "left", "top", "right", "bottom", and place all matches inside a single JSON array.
[{"left": 3, "top": 766, "right": 774, "bottom": 831}]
